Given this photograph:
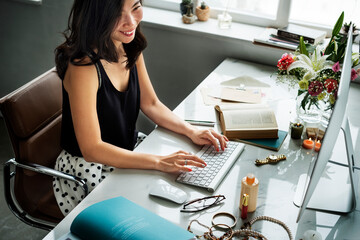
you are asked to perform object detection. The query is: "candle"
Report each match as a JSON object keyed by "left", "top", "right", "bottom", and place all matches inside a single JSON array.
[
  {"left": 315, "top": 140, "right": 321, "bottom": 152},
  {"left": 303, "top": 138, "right": 314, "bottom": 149},
  {"left": 291, "top": 123, "right": 304, "bottom": 139}
]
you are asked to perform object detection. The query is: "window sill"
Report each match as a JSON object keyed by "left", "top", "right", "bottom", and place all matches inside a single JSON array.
[{"left": 142, "top": 6, "right": 267, "bottom": 46}]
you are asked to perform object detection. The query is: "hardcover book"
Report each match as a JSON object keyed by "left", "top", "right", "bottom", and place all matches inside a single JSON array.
[
  {"left": 277, "top": 25, "right": 326, "bottom": 44},
  {"left": 253, "top": 28, "right": 298, "bottom": 51},
  {"left": 215, "top": 104, "right": 278, "bottom": 140},
  {"left": 235, "top": 130, "right": 288, "bottom": 151}
]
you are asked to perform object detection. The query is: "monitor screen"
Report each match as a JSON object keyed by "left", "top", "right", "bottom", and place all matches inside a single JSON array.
[{"left": 294, "top": 24, "right": 358, "bottom": 222}]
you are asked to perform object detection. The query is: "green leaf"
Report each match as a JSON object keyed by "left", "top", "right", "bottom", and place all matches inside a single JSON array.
[
  {"left": 325, "top": 11, "right": 345, "bottom": 54},
  {"left": 301, "top": 92, "right": 310, "bottom": 111},
  {"left": 332, "top": 11, "right": 344, "bottom": 37},
  {"left": 298, "top": 89, "right": 306, "bottom": 96},
  {"left": 324, "top": 41, "right": 335, "bottom": 55},
  {"left": 299, "top": 36, "right": 309, "bottom": 57}
]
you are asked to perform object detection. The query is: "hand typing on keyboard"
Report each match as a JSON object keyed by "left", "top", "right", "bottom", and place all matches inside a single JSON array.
[
  {"left": 176, "top": 141, "right": 245, "bottom": 192},
  {"left": 156, "top": 150, "right": 207, "bottom": 173},
  {"left": 156, "top": 125, "right": 229, "bottom": 175},
  {"left": 187, "top": 128, "right": 229, "bottom": 152}
]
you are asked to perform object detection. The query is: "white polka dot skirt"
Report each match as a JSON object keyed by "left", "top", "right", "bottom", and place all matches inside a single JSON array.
[{"left": 53, "top": 150, "right": 114, "bottom": 216}]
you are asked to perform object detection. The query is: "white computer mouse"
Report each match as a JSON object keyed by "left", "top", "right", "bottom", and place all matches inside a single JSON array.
[{"left": 149, "top": 179, "right": 188, "bottom": 204}]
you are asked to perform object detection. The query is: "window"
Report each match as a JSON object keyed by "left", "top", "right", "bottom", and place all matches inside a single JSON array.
[
  {"left": 144, "top": 0, "right": 359, "bottom": 31},
  {"left": 144, "top": 0, "right": 291, "bottom": 28},
  {"left": 289, "top": 0, "right": 360, "bottom": 29}
]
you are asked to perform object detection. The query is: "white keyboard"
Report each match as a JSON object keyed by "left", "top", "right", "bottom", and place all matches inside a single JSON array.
[{"left": 176, "top": 141, "right": 245, "bottom": 192}]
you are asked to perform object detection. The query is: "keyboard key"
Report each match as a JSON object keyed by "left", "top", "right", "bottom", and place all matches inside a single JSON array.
[{"left": 176, "top": 141, "right": 245, "bottom": 192}]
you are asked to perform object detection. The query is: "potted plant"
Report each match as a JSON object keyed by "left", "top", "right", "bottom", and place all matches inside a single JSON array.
[
  {"left": 341, "top": 22, "right": 359, "bottom": 41},
  {"left": 180, "top": 0, "right": 192, "bottom": 15},
  {"left": 196, "top": 1, "right": 210, "bottom": 21},
  {"left": 182, "top": 3, "right": 196, "bottom": 24}
]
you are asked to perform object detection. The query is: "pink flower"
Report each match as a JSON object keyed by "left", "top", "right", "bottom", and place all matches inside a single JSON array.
[
  {"left": 308, "top": 81, "right": 324, "bottom": 96},
  {"left": 332, "top": 62, "right": 340, "bottom": 72},
  {"left": 351, "top": 68, "right": 358, "bottom": 81},
  {"left": 277, "top": 53, "right": 294, "bottom": 71}
]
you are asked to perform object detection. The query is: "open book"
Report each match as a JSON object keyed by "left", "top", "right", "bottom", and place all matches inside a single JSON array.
[
  {"left": 215, "top": 104, "right": 278, "bottom": 139},
  {"left": 59, "top": 196, "right": 195, "bottom": 240}
]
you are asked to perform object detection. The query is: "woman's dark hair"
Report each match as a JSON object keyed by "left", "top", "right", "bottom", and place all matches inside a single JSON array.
[{"left": 55, "top": 0, "right": 147, "bottom": 80}]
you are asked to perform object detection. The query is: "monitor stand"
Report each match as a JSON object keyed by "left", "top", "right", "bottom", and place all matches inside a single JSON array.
[{"left": 293, "top": 118, "right": 358, "bottom": 220}]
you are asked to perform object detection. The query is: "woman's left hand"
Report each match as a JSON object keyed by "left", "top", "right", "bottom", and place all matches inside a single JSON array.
[{"left": 189, "top": 128, "right": 228, "bottom": 152}]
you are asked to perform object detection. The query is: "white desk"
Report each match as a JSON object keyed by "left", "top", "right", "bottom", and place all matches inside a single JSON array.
[{"left": 44, "top": 59, "right": 360, "bottom": 239}]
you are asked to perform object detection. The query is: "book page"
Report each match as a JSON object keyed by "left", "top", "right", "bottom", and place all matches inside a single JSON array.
[{"left": 222, "top": 107, "right": 277, "bottom": 130}]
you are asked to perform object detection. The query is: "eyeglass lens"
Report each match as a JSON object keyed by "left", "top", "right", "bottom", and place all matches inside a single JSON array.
[{"left": 186, "top": 196, "right": 224, "bottom": 210}]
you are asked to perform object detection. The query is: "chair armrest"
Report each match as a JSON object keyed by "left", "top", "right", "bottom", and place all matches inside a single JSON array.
[{"left": 5, "top": 158, "right": 88, "bottom": 196}]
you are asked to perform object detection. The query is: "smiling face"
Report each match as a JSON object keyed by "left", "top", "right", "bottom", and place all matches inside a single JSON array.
[{"left": 111, "top": 0, "right": 143, "bottom": 47}]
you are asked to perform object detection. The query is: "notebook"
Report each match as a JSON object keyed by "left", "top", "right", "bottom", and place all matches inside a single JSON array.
[{"left": 235, "top": 130, "right": 288, "bottom": 151}]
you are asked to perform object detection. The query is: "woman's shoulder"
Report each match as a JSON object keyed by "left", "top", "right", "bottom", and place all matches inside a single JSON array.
[
  {"left": 67, "top": 56, "right": 96, "bottom": 77},
  {"left": 64, "top": 57, "right": 99, "bottom": 90}
]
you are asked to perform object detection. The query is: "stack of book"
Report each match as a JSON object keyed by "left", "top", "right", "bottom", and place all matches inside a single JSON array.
[{"left": 253, "top": 25, "right": 327, "bottom": 51}]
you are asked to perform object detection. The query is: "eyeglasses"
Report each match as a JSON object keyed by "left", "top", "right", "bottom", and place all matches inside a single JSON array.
[{"left": 180, "top": 195, "right": 226, "bottom": 213}]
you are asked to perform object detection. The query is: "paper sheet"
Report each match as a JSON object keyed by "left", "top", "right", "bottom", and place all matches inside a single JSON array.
[
  {"left": 208, "top": 88, "right": 262, "bottom": 104},
  {"left": 220, "top": 75, "right": 271, "bottom": 88},
  {"left": 201, "top": 75, "right": 270, "bottom": 105}
]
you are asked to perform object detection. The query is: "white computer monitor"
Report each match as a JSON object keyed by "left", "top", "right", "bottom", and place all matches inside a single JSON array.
[{"left": 293, "top": 24, "right": 359, "bottom": 222}]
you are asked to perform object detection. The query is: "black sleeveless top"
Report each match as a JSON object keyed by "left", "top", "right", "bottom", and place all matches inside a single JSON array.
[{"left": 60, "top": 60, "right": 140, "bottom": 157}]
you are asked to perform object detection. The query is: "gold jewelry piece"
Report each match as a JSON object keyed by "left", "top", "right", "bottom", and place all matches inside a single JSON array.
[
  {"left": 255, "top": 154, "right": 286, "bottom": 166},
  {"left": 240, "top": 215, "right": 293, "bottom": 240},
  {"left": 211, "top": 212, "right": 237, "bottom": 229},
  {"left": 187, "top": 215, "right": 293, "bottom": 240}
]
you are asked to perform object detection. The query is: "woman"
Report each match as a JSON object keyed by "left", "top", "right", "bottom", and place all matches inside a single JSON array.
[{"left": 53, "top": 0, "right": 228, "bottom": 216}]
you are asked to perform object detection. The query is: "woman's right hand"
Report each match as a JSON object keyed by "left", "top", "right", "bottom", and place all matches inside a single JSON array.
[{"left": 155, "top": 150, "right": 207, "bottom": 173}]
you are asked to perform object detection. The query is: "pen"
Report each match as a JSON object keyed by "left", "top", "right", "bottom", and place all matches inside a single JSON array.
[{"left": 185, "top": 120, "right": 215, "bottom": 127}]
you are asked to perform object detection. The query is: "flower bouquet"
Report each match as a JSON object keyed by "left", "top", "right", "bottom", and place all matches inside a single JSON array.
[{"left": 276, "top": 12, "right": 359, "bottom": 123}]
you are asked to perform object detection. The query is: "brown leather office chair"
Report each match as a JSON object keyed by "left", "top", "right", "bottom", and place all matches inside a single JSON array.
[{"left": 1, "top": 68, "right": 87, "bottom": 230}]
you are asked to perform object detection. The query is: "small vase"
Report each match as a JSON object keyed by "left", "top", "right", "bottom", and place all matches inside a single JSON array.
[
  {"left": 196, "top": 6, "right": 210, "bottom": 21},
  {"left": 296, "top": 93, "right": 322, "bottom": 124},
  {"left": 217, "top": 11, "right": 232, "bottom": 29},
  {"left": 296, "top": 91, "right": 334, "bottom": 127},
  {"left": 182, "top": 14, "right": 196, "bottom": 24},
  {"left": 320, "top": 101, "right": 333, "bottom": 128}
]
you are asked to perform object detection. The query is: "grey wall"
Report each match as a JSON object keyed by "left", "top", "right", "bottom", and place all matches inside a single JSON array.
[
  {"left": 0, "top": 0, "right": 73, "bottom": 97},
  {"left": 0, "top": 0, "right": 281, "bottom": 133}
]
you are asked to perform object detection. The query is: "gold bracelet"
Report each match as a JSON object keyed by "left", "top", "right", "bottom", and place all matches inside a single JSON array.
[{"left": 211, "top": 212, "right": 237, "bottom": 229}]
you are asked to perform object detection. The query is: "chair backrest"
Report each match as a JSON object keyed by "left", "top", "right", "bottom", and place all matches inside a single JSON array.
[{"left": 0, "top": 68, "right": 64, "bottom": 221}]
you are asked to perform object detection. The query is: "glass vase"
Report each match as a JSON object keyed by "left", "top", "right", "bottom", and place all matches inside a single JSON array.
[
  {"left": 296, "top": 93, "right": 323, "bottom": 124},
  {"left": 296, "top": 92, "right": 334, "bottom": 128},
  {"left": 320, "top": 100, "right": 333, "bottom": 128}
]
